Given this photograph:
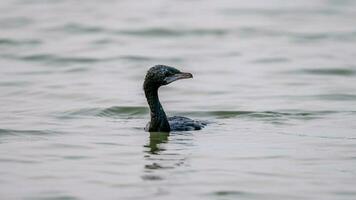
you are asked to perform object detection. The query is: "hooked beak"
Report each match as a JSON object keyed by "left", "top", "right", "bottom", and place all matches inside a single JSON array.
[{"left": 164, "top": 72, "right": 193, "bottom": 84}]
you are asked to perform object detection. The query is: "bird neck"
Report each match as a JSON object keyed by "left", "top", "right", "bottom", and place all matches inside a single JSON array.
[{"left": 144, "top": 86, "right": 170, "bottom": 132}]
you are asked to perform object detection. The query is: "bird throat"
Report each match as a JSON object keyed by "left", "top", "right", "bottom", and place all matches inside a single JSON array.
[{"left": 144, "top": 87, "right": 170, "bottom": 132}]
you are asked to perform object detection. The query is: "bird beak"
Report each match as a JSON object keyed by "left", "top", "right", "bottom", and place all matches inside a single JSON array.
[{"left": 164, "top": 72, "right": 193, "bottom": 84}]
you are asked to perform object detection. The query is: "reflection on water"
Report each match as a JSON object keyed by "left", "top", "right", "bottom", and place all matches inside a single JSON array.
[
  {"left": 144, "top": 132, "right": 169, "bottom": 155},
  {"left": 142, "top": 132, "right": 192, "bottom": 181},
  {"left": 142, "top": 132, "right": 170, "bottom": 181}
]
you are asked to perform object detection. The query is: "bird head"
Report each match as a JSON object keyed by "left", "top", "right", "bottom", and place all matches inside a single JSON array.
[{"left": 144, "top": 65, "right": 193, "bottom": 89}]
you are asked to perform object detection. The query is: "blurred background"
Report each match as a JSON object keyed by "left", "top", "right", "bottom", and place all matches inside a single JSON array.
[{"left": 1, "top": 0, "right": 356, "bottom": 199}]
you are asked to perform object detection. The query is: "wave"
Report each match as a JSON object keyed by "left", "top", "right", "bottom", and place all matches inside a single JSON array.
[
  {"left": 58, "top": 106, "right": 149, "bottom": 119},
  {"left": 0, "top": 38, "right": 41, "bottom": 46},
  {"left": 0, "top": 128, "right": 58, "bottom": 137},
  {"left": 296, "top": 68, "right": 356, "bottom": 76},
  {"left": 57, "top": 106, "right": 355, "bottom": 122}
]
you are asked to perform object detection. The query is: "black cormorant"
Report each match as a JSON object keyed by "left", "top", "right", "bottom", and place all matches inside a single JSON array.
[{"left": 144, "top": 65, "right": 205, "bottom": 132}]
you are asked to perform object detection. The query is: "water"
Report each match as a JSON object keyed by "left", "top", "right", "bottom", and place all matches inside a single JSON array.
[{"left": 1, "top": 0, "right": 356, "bottom": 199}]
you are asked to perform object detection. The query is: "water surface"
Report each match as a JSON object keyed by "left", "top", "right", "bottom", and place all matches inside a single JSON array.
[{"left": 1, "top": 0, "right": 356, "bottom": 199}]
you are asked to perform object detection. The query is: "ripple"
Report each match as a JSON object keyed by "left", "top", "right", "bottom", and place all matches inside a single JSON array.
[
  {"left": 314, "top": 94, "right": 356, "bottom": 101},
  {"left": 252, "top": 57, "right": 290, "bottom": 64},
  {"left": 45, "top": 24, "right": 228, "bottom": 39},
  {"left": 213, "top": 190, "right": 250, "bottom": 197},
  {"left": 119, "top": 55, "right": 152, "bottom": 62},
  {"left": 50, "top": 143, "right": 93, "bottom": 150},
  {"left": 98, "top": 106, "right": 149, "bottom": 117},
  {"left": 59, "top": 106, "right": 148, "bottom": 119},
  {"left": 119, "top": 55, "right": 183, "bottom": 63},
  {"left": 58, "top": 108, "right": 102, "bottom": 119},
  {"left": 0, "top": 38, "right": 41, "bottom": 46},
  {"left": 18, "top": 54, "right": 101, "bottom": 64},
  {"left": 60, "top": 107, "right": 355, "bottom": 122},
  {"left": 1, "top": 53, "right": 104, "bottom": 65},
  {"left": 291, "top": 31, "right": 356, "bottom": 42},
  {"left": 2, "top": 53, "right": 180, "bottom": 65},
  {"left": 178, "top": 110, "right": 338, "bottom": 119},
  {"left": 116, "top": 27, "right": 228, "bottom": 37},
  {"left": 141, "top": 174, "right": 163, "bottom": 181},
  {"left": 28, "top": 195, "right": 79, "bottom": 200},
  {"left": 47, "top": 23, "right": 106, "bottom": 34},
  {"left": 0, "top": 158, "right": 40, "bottom": 164},
  {"left": 145, "top": 163, "right": 174, "bottom": 170},
  {"left": 232, "top": 27, "right": 356, "bottom": 42},
  {"left": 61, "top": 155, "right": 91, "bottom": 160},
  {"left": 0, "top": 128, "right": 57, "bottom": 137},
  {"left": 221, "top": 8, "right": 340, "bottom": 16},
  {"left": 297, "top": 68, "right": 356, "bottom": 76},
  {"left": 0, "top": 80, "right": 32, "bottom": 87},
  {"left": 277, "top": 131, "right": 356, "bottom": 140},
  {"left": 172, "top": 110, "right": 356, "bottom": 124},
  {"left": 94, "top": 142, "right": 123, "bottom": 146}
]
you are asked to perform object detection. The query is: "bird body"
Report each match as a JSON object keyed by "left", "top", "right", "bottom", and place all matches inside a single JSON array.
[
  {"left": 168, "top": 116, "right": 205, "bottom": 131},
  {"left": 143, "top": 65, "right": 205, "bottom": 132}
]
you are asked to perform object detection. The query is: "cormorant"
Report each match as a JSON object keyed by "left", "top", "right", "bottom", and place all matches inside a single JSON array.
[{"left": 144, "top": 65, "right": 205, "bottom": 132}]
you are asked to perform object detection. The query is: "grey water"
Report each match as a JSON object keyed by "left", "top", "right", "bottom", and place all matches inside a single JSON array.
[{"left": 1, "top": 0, "right": 356, "bottom": 199}]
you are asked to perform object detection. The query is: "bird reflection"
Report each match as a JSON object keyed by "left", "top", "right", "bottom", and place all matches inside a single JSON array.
[
  {"left": 144, "top": 132, "right": 169, "bottom": 154},
  {"left": 142, "top": 132, "right": 193, "bottom": 181}
]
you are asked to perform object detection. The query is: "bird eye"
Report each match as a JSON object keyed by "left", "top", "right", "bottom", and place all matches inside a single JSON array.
[{"left": 165, "top": 71, "right": 173, "bottom": 77}]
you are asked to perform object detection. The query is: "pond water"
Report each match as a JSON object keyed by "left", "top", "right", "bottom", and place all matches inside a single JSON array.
[{"left": 1, "top": 0, "right": 356, "bottom": 199}]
